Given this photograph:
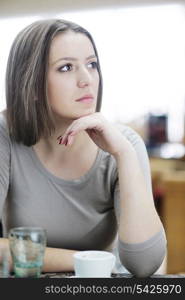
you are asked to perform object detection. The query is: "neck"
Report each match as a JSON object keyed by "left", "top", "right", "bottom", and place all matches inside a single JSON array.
[
  {"left": 33, "top": 115, "right": 98, "bottom": 163},
  {"left": 34, "top": 123, "right": 93, "bottom": 159}
]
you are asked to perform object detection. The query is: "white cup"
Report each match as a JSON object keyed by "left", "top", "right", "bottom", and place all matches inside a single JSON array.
[{"left": 73, "top": 250, "right": 116, "bottom": 278}]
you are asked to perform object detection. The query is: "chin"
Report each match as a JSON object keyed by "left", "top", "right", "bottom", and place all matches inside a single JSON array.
[
  {"left": 78, "top": 108, "right": 96, "bottom": 118},
  {"left": 53, "top": 106, "right": 96, "bottom": 121}
]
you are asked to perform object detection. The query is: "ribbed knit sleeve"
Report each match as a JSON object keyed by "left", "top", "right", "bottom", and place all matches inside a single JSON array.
[{"left": 118, "top": 229, "right": 166, "bottom": 277}]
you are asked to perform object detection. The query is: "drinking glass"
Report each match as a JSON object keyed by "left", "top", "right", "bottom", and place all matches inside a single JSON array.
[{"left": 8, "top": 227, "right": 46, "bottom": 278}]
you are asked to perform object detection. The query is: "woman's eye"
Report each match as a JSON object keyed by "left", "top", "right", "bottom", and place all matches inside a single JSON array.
[
  {"left": 87, "top": 61, "right": 98, "bottom": 69},
  {"left": 58, "top": 64, "right": 73, "bottom": 72}
]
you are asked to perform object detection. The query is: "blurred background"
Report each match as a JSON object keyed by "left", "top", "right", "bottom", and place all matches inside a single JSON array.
[{"left": 0, "top": 0, "right": 185, "bottom": 274}]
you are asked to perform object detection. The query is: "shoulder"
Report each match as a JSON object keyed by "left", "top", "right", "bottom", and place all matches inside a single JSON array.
[
  {"left": 0, "top": 111, "right": 12, "bottom": 164},
  {"left": 0, "top": 111, "right": 12, "bottom": 149},
  {"left": 0, "top": 111, "right": 9, "bottom": 136}
]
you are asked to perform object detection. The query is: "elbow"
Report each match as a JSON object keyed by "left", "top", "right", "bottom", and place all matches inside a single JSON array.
[
  {"left": 125, "top": 251, "right": 166, "bottom": 278},
  {"left": 118, "top": 229, "right": 167, "bottom": 278}
]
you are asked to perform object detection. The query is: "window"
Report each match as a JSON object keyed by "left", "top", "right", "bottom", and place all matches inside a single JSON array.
[{"left": 0, "top": 3, "right": 185, "bottom": 142}]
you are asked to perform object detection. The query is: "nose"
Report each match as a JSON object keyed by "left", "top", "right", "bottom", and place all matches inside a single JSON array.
[{"left": 77, "top": 67, "right": 91, "bottom": 88}]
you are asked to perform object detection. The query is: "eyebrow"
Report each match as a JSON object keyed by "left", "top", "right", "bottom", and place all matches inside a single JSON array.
[{"left": 51, "top": 54, "right": 97, "bottom": 65}]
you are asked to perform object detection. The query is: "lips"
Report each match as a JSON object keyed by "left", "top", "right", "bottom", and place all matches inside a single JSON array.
[{"left": 75, "top": 94, "right": 94, "bottom": 103}]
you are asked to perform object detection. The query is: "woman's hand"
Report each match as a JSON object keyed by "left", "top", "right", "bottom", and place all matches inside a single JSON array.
[
  {"left": 57, "top": 113, "right": 131, "bottom": 157},
  {"left": 0, "top": 238, "right": 12, "bottom": 272}
]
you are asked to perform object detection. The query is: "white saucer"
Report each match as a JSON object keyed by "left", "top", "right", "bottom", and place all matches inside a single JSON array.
[{"left": 67, "top": 275, "right": 111, "bottom": 278}]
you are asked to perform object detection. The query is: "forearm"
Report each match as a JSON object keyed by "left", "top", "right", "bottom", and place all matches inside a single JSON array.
[
  {"left": 43, "top": 247, "right": 77, "bottom": 272},
  {"left": 0, "top": 238, "right": 77, "bottom": 273},
  {"left": 114, "top": 141, "right": 163, "bottom": 243},
  {"left": 0, "top": 238, "right": 12, "bottom": 270}
]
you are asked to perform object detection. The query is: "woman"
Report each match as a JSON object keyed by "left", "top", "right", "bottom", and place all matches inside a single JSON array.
[{"left": 0, "top": 19, "right": 166, "bottom": 277}]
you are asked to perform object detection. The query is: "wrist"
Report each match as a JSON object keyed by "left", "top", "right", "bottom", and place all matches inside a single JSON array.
[
  {"left": 113, "top": 140, "right": 135, "bottom": 161},
  {"left": 0, "top": 238, "right": 13, "bottom": 272}
]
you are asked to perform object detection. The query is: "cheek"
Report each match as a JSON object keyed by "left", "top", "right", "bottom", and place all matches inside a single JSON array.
[{"left": 47, "top": 76, "right": 72, "bottom": 102}]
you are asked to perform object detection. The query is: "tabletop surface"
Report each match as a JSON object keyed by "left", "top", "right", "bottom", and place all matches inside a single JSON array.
[{"left": 40, "top": 272, "right": 185, "bottom": 278}]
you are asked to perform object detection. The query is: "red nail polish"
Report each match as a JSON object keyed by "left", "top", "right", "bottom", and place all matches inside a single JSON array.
[{"left": 58, "top": 137, "right": 63, "bottom": 144}]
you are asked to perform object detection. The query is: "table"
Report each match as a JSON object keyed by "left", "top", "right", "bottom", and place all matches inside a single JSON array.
[
  {"left": 40, "top": 272, "right": 185, "bottom": 278},
  {"left": 6, "top": 271, "right": 185, "bottom": 278}
]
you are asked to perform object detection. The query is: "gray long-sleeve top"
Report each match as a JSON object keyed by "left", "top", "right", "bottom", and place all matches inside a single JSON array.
[{"left": 0, "top": 113, "right": 166, "bottom": 277}]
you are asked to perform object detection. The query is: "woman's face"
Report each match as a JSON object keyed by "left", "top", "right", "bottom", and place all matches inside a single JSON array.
[{"left": 47, "top": 31, "right": 99, "bottom": 121}]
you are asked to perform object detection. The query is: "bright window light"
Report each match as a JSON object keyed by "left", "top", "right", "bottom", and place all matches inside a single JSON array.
[
  {"left": 0, "top": 3, "right": 185, "bottom": 142},
  {"left": 0, "top": 16, "right": 40, "bottom": 108}
]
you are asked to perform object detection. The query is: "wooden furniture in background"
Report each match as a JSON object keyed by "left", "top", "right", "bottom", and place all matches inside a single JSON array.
[
  {"left": 150, "top": 158, "right": 185, "bottom": 274},
  {"left": 162, "top": 173, "right": 185, "bottom": 274}
]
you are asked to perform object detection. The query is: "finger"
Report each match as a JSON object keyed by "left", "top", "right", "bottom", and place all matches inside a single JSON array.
[
  {"left": 58, "top": 136, "right": 63, "bottom": 145},
  {"left": 62, "top": 130, "right": 76, "bottom": 145},
  {"left": 60, "top": 115, "right": 102, "bottom": 144},
  {"left": 67, "top": 134, "right": 74, "bottom": 146},
  {"left": 57, "top": 135, "right": 62, "bottom": 140},
  {"left": 65, "top": 119, "right": 98, "bottom": 138}
]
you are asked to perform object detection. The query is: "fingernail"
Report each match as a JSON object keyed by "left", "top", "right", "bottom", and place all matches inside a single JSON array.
[
  {"left": 57, "top": 135, "right": 62, "bottom": 140},
  {"left": 58, "top": 137, "right": 63, "bottom": 144}
]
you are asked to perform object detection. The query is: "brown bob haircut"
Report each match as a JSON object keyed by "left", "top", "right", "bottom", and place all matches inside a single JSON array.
[{"left": 6, "top": 19, "right": 103, "bottom": 146}]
